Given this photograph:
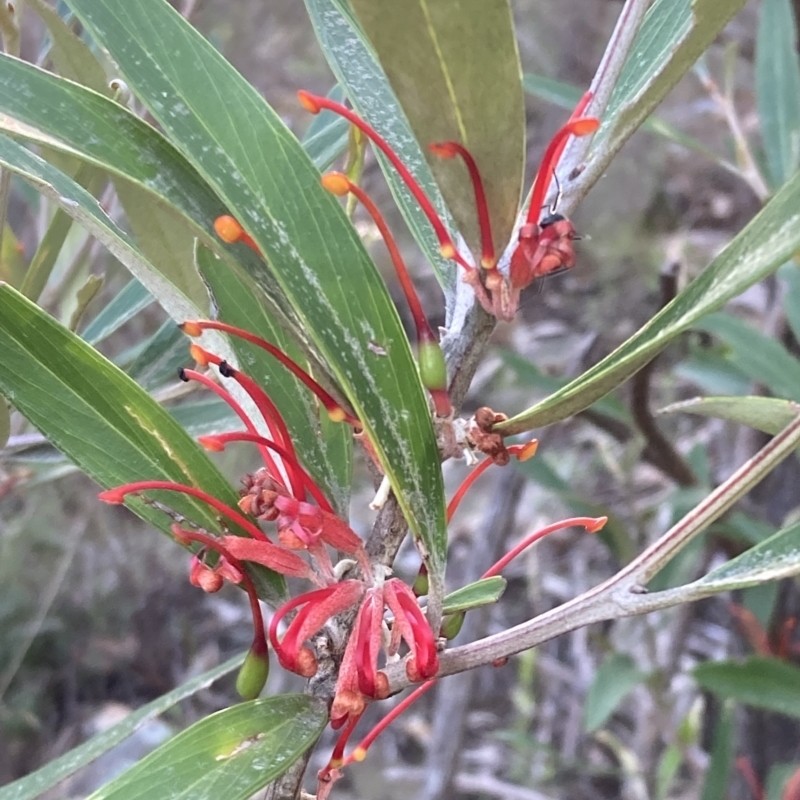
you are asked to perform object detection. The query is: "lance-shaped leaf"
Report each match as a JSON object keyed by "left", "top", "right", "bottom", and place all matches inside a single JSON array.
[
  {"left": 583, "top": 0, "right": 748, "bottom": 192},
  {"left": 348, "top": 0, "right": 525, "bottom": 260},
  {"left": 756, "top": 0, "right": 800, "bottom": 188},
  {"left": 693, "top": 312, "right": 800, "bottom": 401},
  {"left": 83, "top": 695, "right": 327, "bottom": 800},
  {"left": 584, "top": 654, "right": 648, "bottom": 733},
  {"left": 0, "top": 72, "right": 350, "bottom": 511},
  {"left": 497, "top": 166, "right": 800, "bottom": 435},
  {"left": 0, "top": 652, "right": 246, "bottom": 800},
  {"left": 441, "top": 576, "right": 506, "bottom": 614},
  {"left": 0, "top": 283, "right": 286, "bottom": 602},
  {"left": 691, "top": 518, "right": 800, "bottom": 593},
  {"left": 659, "top": 396, "right": 800, "bottom": 435},
  {"left": 305, "top": 0, "right": 456, "bottom": 295},
  {"left": 0, "top": 55, "right": 301, "bottom": 331},
  {"left": 693, "top": 657, "right": 800, "bottom": 718},
  {"left": 64, "top": 0, "right": 447, "bottom": 581},
  {"left": 81, "top": 279, "right": 155, "bottom": 345}
]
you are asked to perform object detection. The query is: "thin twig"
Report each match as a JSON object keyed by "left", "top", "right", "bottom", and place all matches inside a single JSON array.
[
  {"left": 630, "top": 262, "right": 696, "bottom": 486},
  {"left": 382, "top": 412, "right": 800, "bottom": 691},
  {"left": 695, "top": 67, "right": 769, "bottom": 202}
]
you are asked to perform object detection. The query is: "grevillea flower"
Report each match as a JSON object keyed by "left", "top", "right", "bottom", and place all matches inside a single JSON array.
[
  {"left": 292, "top": 89, "right": 599, "bottom": 322},
  {"left": 97, "top": 323, "right": 439, "bottom": 720},
  {"left": 98, "top": 325, "right": 371, "bottom": 697},
  {"left": 312, "top": 437, "right": 607, "bottom": 786},
  {"left": 96, "top": 319, "right": 607, "bottom": 789}
]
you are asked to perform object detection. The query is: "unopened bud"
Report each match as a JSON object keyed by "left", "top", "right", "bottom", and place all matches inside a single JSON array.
[
  {"left": 214, "top": 215, "right": 244, "bottom": 244},
  {"left": 321, "top": 172, "right": 351, "bottom": 196},
  {"left": 412, "top": 564, "right": 429, "bottom": 597},
  {"left": 439, "top": 611, "right": 465, "bottom": 640},
  {"left": 236, "top": 645, "right": 270, "bottom": 700},
  {"left": 418, "top": 339, "right": 447, "bottom": 392},
  {"left": 180, "top": 320, "right": 203, "bottom": 337}
]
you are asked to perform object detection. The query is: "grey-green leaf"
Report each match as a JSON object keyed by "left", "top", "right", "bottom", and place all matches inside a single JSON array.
[
  {"left": 348, "top": 0, "right": 525, "bottom": 262},
  {"left": 64, "top": 0, "right": 447, "bottom": 583},
  {"left": 756, "top": 0, "right": 800, "bottom": 188},
  {"left": 305, "top": 0, "right": 457, "bottom": 295},
  {"left": 694, "top": 312, "right": 800, "bottom": 401},
  {"left": 497, "top": 163, "right": 800, "bottom": 434},
  {"left": 659, "top": 396, "right": 800, "bottom": 436},
  {"left": 0, "top": 653, "right": 245, "bottom": 800},
  {"left": 441, "top": 576, "right": 506, "bottom": 614},
  {"left": 584, "top": 653, "right": 647, "bottom": 732},
  {"left": 694, "top": 518, "right": 800, "bottom": 593},
  {"left": 85, "top": 696, "right": 327, "bottom": 800},
  {"left": 693, "top": 657, "right": 800, "bottom": 718}
]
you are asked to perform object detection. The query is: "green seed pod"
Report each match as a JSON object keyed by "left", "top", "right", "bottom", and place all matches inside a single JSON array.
[
  {"left": 439, "top": 611, "right": 465, "bottom": 640},
  {"left": 236, "top": 645, "right": 270, "bottom": 700},
  {"left": 412, "top": 563, "right": 429, "bottom": 597},
  {"left": 418, "top": 339, "right": 447, "bottom": 392}
]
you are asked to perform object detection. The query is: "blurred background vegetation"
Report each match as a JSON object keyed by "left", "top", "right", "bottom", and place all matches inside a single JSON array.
[{"left": 2, "top": 1, "right": 800, "bottom": 799}]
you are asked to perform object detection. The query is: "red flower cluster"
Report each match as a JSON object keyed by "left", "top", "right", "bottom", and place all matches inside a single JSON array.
[
  {"left": 297, "top": 90, "right": 599, "bottom": 321},
  {"left": 98, "top": 322, "right": 439, "bottom": 727}
]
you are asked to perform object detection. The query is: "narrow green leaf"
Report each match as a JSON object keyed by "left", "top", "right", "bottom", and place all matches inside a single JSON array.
[
  {"left": 756, "top": 0, "right": 800, "bottom": 187},
  {"left": 0, "top": 134, "right": 211, "bottom": 333},
  {"left": 441, "top": 576, "right": 506, "bottom": 614},
  {"left": 114, "top": 179, "right": 210, "bottom": 312},
  {"left": 497, "top": 348, "right": 633, "bottom": 425},
  {"left": 26, "top": 0, "right": 109, "bottom": 93},
  {"left": 349, "top": 0, "right": 525, "bottom": 258},
  {"left": 81, "top": 279, "right": 154, "bottom": 345},
  {"left": 20, "top": 162, "right": 105, "bottom": 301},
  {"left": 0, "top": 283, "right": 285, "bottom": 601},
  {"left": 694, "top": 312, "right": 800, "bottom": 401},
  {"left": 66, "top": 0, "right": 447, "bottom": 581},
  {"left": 195, "top": 244, "right": 353, "bottom": 516},
  {"left": 0, "top": 56, "right": 301, "bottom": 335},
  {"left": 693, "top": 519, "right": 800, "bottom": 593},
  {"left": 496, "top": 165, "right": 800, "bottom": 434},
  {"left": 85, "top": 695, "right": 327, "bottom": 800},
  {"left": 584, "top": 653, "right": 647, "bottom": 732},
  {"left": 593, "top": 0, "right": 748, "bottom": 171},
  {"left": 0, "top": 653, "right": 245, "bottom": 800},
  {"left": 169, "top": 398, "right": 238, "bottom": 439},
  {"left": 301, "top": 83, "right": 349, "bottom": 171},
  {"left": 700, "top": 702, "right": 735, "bottom": 800},
  {"left": 305, "top": 0, "right": 456, "bottom": 294},
  {"left": 659, "top": 396, "right": 800, "bottom": 436},
  {"left": 693, "top": 657, "right": 800, "bottom": 718},
  {"left": 656, "top": 744, "right": 683, "bottom": 800},
  {"left": 673, "top": 346, "right": 752, "bottom": 396},
  {"left": 780, "top": 261, "right": 800, "bottom": 342}
]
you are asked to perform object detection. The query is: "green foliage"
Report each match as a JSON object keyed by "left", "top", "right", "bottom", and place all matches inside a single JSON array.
[
  {"left": 1, "top": 0, "right": 799, "bottom": 796},
  {"left": 84, "top": 696, "right": 326, "bottom": 800},
  {"left": 693, "top": 657, "right": 800, "bottom": 718},
  {"left": 583, "top": 653, "right": 647, "bottom": 733}
]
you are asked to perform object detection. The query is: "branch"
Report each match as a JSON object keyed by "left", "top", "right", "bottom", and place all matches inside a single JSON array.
[{"left": 384, "top": 411, "right": 800, "bottom": 691}]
